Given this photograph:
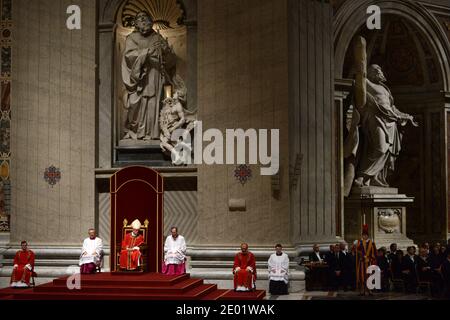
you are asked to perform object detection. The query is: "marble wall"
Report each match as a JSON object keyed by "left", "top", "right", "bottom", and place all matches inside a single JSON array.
[
  {"left": 196, "top": 0, "right": 291, "bottom": 246},
  {"left": 10, "top": 0, "right": 96, "bottom": 245}
]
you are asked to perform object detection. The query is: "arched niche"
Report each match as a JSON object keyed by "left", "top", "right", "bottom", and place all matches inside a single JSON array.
[
  {"left": 342, "top": 16, "right": 443, "bottom": 91},
  {"left": 114, "top": 0, "right": 188, "bottom": 145},
  {"left": 334, "top": 0, "right": 450, "bottom": 243},
  {"left": 97, "top": 0, "right": 197, "bottom": 168},
  {"left": 334, "top": 0, "right": 450, "bottom": 90}
]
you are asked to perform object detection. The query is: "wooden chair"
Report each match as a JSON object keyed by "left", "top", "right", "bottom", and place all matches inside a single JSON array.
[
  {"left": 96, "top": 251, "right": 104, "bottom": 273},
  {"left": 417, "top": 281, "right": 432, "bottom": 296},
  {"left": 391, "top": 278, "right": 406, "bottom": 292},
  {"left": 116, "top": 219, "right": 149, "bottom": 272},
  {"left": 30, "top": 271, "right": 37, "bottom": 287}
]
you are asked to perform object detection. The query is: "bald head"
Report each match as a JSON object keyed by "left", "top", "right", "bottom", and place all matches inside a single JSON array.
[{"left": 88, "top": 228, "right": 96, "bottom": 239}]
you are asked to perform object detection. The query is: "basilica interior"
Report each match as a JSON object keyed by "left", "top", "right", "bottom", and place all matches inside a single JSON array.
[{"left": 0, "top": 0, "right": 449, "bottom": 300}]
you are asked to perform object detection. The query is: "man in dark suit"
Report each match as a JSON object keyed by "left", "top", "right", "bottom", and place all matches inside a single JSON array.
[
  {"left": 401, "top": 246, "right": 419, "bottom": 293},
  {"left": 324, "top": 244, "right": 335, "bottom": 263},
  {"left": 324, "top": 244, "right": 340, "bottom": 290},
  {"left": 391, "top": 249, "right": 404, "bottom": 280},
  {"left": 387, "top": 243, "right": 397, "bottom": 263},
  {"left": 305, "top": 244, "right": 328, "bottom": 291},
  {"left": 309, "top": 244, "right": 324, "bottom": 263},
  {"left": 387, "top": 243, "right": 397, "bottom": 287},
  {"left": 429, "top": 244, "right": 444, "bottom": 296},
  {"left": 332, "top": 244, "right": 343, "bottom": 291},
  {"left": 442, "top": 250, "right": 450, "bottom": 298},
  {"left": 417, "top": 247, "right": 432, "bottom": 282},
  {"left": 338, "top": 242, "right": 354, "bottom": 291},
  {"left": 422, "top": 243, "right": 430, "bottom": 257},
  {"left": 376, "top": 247, "right": 390, "bottom": 292}
]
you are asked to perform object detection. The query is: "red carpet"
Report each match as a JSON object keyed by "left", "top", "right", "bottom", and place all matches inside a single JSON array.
[{"left": 0, "top": 273, "right": 265, "bottom": 300}]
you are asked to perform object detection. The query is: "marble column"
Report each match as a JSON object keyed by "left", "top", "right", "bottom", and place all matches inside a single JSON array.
[
  {"left": 288, "top": 0, "right": 337, "bottom": 250},
  {"left": 334, "top": 78, "right": 353, "bottom": 239},
  {"left": 96, "top": 2, "right": 116, "bottom": 251}
]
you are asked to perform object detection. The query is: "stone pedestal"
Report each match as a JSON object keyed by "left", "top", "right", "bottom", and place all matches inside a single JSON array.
[
  {"left": 115, "top": 140, "right": 172, "bottom": 167},
  {"left": 344, "top": 187, "right": 415, "bottom": 249}
]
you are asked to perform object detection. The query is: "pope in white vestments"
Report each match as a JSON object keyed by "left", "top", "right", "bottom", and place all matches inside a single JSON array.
[
  {"left": 268, "top": 244, "right": 290, "bottom": 295},
  {"left": 162, "top": 227, "right": 187, "bottom": 275},
  {"left": 79, "top": 229, "right": 103, "bottom": 274}
]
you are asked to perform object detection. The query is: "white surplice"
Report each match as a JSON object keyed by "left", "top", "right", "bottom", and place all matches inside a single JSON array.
[
  {"left": 268, "top": 253, "right": 290, "bottom": 284},
  {"left": 164, "top": 235, "right": 186, "bottom": 265},
  {"left": 79, "top": 237, "right": 103, "bottom": 266}
]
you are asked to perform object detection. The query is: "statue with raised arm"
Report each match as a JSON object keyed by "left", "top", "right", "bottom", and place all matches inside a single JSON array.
[{"left": 344, "top": 37, "right": 418, "bottom": 196}]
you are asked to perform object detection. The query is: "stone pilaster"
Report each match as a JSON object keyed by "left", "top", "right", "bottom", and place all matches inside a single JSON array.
[{"left": 288, "top": 0, "right": 337, "bottom": 249}]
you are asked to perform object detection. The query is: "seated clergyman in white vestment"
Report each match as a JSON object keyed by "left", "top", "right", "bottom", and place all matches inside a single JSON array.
[
  {"left": 268, "top": 244, "right": 289, "bottom": 295},
  {"left": 79, "top": 228, "right": 103, "bottom": 274},
  {"left": 162, "top": 227, "right": 187, "bottom": 275}
]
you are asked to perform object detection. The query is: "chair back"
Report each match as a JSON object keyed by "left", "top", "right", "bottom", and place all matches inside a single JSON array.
[
  {"left": 116, "top": 218, "right": 150, "bottom": 271},
  {"left": 121, "top": 218, "right": 149, "bottom": 242}
]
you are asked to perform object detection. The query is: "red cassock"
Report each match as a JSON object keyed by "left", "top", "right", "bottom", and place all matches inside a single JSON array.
[
  {"left": 119, "top": 233, "right": 144, "bottom": 270},
  {"left": 233, "top": 252, "right": 257, "bottom": 290},
  {"left": 10, "top": 250, "right": 35, "bottom": 285}
]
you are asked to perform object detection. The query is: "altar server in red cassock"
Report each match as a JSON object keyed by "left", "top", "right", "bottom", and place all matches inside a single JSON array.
[
  {"left": 10, "top": 241, "right": 35, "bottom": 288},
  {"left": 233, "top": 243, "right": 257, "bottom": 291},
  {"left": 119, "top": 219, "right": 145, "bottom": 271},
  {"left": 353, "top": 224, "right": 377, "bottom": 295}
]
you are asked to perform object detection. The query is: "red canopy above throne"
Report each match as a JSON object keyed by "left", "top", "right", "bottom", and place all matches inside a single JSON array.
[{"left": 110, "top": 166, "right": 164, "bottom": 272}]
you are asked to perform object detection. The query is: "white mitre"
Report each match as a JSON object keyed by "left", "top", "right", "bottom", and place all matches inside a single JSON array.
[{"left": 131, "top": 219, "right": 142, "bottom": 230}]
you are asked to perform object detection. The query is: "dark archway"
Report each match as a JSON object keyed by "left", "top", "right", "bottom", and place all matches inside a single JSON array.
[
  {"left": 334, "top": 0, "right": 450, "bottom": 244},
  {"left": 97, "top": 0, "right": 197, "bottom": 167},
  {"left": 334, "top": 0, "right": 450, "bottom": 89}
]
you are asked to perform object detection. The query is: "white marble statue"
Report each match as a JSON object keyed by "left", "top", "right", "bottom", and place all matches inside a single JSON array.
[
  {"left": 159, "top": 76, "right": 196, "bottom": 165},
  {"left": 122, "top": 11, "right": 177, "bottom": 141},
  {"left": 344, "top": 37, "right": 418, "bottom": 196}
]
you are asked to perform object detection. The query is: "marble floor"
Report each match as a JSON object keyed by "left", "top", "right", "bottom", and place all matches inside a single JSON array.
[{"left": 267, "top": 290, "right": 444, "bottom": 300}]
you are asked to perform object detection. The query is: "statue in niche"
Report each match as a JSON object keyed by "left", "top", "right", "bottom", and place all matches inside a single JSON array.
[
  {"left": 343, "top": 37, "right": 419, "bottom": 196},
  {"left": 121, "top": 11, "right": 177, "bottom": 142},
  {"left": 159, "top": 75, "right": 197, "bottom": 165}
]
